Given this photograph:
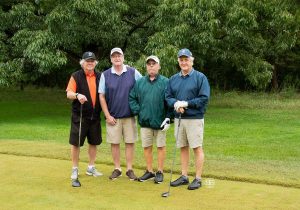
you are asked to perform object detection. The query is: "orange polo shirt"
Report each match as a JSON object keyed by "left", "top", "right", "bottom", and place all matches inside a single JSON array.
[{"left": 66, "top": 71, "right": 97, "bottom": 107}]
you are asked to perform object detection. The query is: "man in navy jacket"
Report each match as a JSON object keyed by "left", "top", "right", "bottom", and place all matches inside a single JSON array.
[{"left": 165, "top": 48, "right": 210, "bottom": 190}]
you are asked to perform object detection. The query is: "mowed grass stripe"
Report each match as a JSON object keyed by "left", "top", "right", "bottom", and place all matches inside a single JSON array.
[{"left": 1, "top": 140, "right": 299, "bottom": 188}]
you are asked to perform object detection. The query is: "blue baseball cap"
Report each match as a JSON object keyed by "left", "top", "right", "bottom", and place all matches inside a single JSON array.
[{"left": 177, "top": 48, "right": 192, "bottom": 58}]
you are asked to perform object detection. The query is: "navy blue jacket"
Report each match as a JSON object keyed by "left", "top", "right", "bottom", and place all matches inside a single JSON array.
[{"left": 165, "top": 69, "right": 210, "bottom": 119}]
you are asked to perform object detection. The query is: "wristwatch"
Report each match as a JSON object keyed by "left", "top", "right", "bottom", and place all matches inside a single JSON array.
[{"left": 75, "top": 93, "right": 79, "bottom": 98}]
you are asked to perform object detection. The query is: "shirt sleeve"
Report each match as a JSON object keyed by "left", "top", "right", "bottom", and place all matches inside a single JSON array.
[
  {"left": 165, "top": 79, "right": 177, "bottom": 108},
  {"left": 66, "top": 76, "right": 76, "bottom": 92},
  {"left": 129, "top": 83, "right": 140, "bottom": 115},
  {"left": 98, "top": 74, "right": 106, "bottom": 94},
  {"left": 134, "top": 69, "right": 142, "bottom": 81},
  {"left": 186, "top": 75, "right": 210, "bottom": 108}
]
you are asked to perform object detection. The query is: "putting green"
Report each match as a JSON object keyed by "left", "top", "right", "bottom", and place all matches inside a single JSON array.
[{"left": 1, "top": 154, "right": 299, "bottom": 210}]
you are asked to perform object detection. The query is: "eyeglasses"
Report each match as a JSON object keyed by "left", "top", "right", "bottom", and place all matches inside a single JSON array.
[{"left": 146, "top": 62, "right": 157, "bottom": 66}]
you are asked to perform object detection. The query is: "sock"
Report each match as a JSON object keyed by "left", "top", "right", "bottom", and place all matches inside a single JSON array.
[
  {"left": 72, "top": 167, "right": 78, "bottom": 170},
  {"left": 88, "top": 165, "right": 95, "bottom": 169}
]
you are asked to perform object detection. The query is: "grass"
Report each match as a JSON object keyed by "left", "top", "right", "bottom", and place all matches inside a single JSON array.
[
  {"left": 0, "top": 87, "right": 300, "bottom": 188},
  {"left": 1, "top": 154, "right": 299, "bottom": 210}
]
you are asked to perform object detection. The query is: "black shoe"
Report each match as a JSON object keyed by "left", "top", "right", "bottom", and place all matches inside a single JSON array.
[
  {"left": 170, "top": 175, "right": 189, "bottom": 187},
  {"left": 109, "top": 169, "right": 122, "bottom": 180},
  {"left": 188, "top": 178, "right": 202, "bottom": 190},
  {"left": 138, "top": 170, "right": 155, "bottom": 182},
  {"left": 154, "top": 171, "right": 164, "bottom": 184},
  {"left": 126, "top": 169, "right": 138, "bottom": 181},
  {"left": 71, "top": 179, "right": 81, "bottom": 187}
]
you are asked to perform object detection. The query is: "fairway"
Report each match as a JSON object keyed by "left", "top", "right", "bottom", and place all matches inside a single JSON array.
[
  {"left": 1, "top": 88, "right": 300, "bottom": 209},
  {"left": 1, "top": 153, "right": 299, "bottom": 210}
]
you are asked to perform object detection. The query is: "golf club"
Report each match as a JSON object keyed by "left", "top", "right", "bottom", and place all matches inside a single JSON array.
[
  {"left": 161, "top": 113, "right": 181, "bottom": 198},
  {"left": 72, "top": 103, "right": 83, "bottom": 187}
]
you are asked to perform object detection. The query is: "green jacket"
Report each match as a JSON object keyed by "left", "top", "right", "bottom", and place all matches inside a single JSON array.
[{"left": 129, "top": 74, "right": 171, "bottom": 129}]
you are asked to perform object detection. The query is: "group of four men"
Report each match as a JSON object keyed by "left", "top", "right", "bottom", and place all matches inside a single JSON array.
[{"left": 66, "top": 47, "right": 210, "bottom": 190}]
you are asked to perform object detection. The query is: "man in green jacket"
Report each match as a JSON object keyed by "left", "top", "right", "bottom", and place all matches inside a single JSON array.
[{"left": 129, "top": 55, "right": 171, "bottom": 184}]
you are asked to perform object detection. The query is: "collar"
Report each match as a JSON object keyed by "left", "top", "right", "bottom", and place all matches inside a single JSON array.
[
  {"left": 111, "top": 65, "right": 127, "bottom": 74},
  {"left": 146, "top": 74, "right": 159, "bottom": 82},
  {"left": 179, "top": 68, "right": 194, "bottom": 77},
  {"left": 84, "top": 69, "right": 95, "bottom": 77}
]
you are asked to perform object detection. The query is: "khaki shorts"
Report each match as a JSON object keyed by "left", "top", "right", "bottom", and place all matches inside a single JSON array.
[
  {"left": 106, "top": 117, "right": 138, "bottom": 144},
  {"left": 140, "top": 127, "right": 166, "bottom": 148},
  {"left": 174, "top": 118, "right": 204, "bottom": 148}
]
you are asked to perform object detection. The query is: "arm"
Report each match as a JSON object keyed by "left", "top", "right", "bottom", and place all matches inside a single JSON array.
[
  {"left": 129, "top": 83, "right": 140, "bottom": 115},
  {"left": 186, "top": 75, "right": 210, "bottom": 109},
  {"left": 134, "top": 69, "right": 142, "bottom": 81},
  {"left": 98, "top": 74, "right": 116, "bottom": 125},
  {"left": 66, "top": 76, "right": 87, "bottom": 104},
  {"left": 165, "top": 80, "right": 177, "bottom": 108},
  {"left": 99, "top": 93, "right": 116, "bottom": 125}
]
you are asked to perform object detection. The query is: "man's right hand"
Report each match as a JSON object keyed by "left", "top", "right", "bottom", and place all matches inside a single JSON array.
[
  {"left": 77, "top": 94, "right": 88, "bottom": 104},
  {"left": 174, "top": 101, "right": 188, "bottom": 112},
  {"left": 106, "top": 115, "right": 117, "bottom": 125}
]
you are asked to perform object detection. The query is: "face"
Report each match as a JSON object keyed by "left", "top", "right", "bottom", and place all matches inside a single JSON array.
[
  {"left": 82, "top": 59, "right": 96, "bottom": 71},
  {"left": 178, "top": 56, "right": 193, "bottom": 72},
  {"left": 110, "top": 53, "right": 124, "bottom": 67},
  {"left": 146, "top": 60, "right": 160, "bottom": 77}
]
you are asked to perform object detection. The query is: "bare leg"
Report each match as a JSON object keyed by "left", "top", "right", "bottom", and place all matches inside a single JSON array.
[
  {"left": 71, "top": 145, "right": 80, "bottom": 167},
  {"left": 157, "top": 146, "right": 166, "bottom": 172},
  {"left": 180, "top": 146, "right": 189, "bottom": 176},
  {"left": 125, "top": 143, "right": 135, "bottom": 170},
  {"left": 88, "top": 144, "right": 97, "bottom": 165},
  {"left": 194, "top": 147, "right": 204, "bottom": 178},
  {"left": 111, "top": 144, "right": 121, "bottom": 169},
  {"left": 144, "top": 146, "right": 153, "bottom": 172}
]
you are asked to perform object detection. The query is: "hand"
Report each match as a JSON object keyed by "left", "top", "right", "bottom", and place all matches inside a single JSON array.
[
  {"left": 178, "top": 107, "right": 185, "bottom": 114},
  {"left": 174, "top": 101, "right": 188, "bottom": 112},
  {"left": 106, "top": 115, "right": 117, "bottom": 126},
  {"left": 160, "top": 118, "right": 170, "bottom": 131},
  {"left": 77, "top": 94, "right": 88, "bottom": 104}
]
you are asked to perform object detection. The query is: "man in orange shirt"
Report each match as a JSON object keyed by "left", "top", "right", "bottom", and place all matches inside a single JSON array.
[{"left": 66, "top": 52, "right": 102, "bottom": 187}]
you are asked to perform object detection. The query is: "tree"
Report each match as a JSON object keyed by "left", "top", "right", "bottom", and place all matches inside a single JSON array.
[
  {"left": 0, "top": 0, "right": 156, "bottom": 87},
  {"left": 146, "top": 0, "right": 299, "bottom": 90},
  {"left": 0, "top": 0, "right": 299, "bottom": 90}
]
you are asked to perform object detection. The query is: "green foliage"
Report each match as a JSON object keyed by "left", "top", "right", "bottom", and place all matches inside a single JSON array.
[
  {"left": 146, "top": 0, "right": 299, "bottom": 90},
  {"left": 0, "top": 0, "right": 299, "bottom": 90}
]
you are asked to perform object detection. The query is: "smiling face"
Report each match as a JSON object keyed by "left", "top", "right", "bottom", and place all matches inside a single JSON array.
[
  {"left": 178, "top": 56, "right": 193, "bottom": 74},
  {"left": 110, "top": 52, "right": 124, "bottom": 68},
  {"left": 82, "top": 59, "right": 96, "bottom": 72}
]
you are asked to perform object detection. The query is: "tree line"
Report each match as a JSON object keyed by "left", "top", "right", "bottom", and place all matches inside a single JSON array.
[{"left": 0, "top": 0, "right": 299, "bottom": 91}]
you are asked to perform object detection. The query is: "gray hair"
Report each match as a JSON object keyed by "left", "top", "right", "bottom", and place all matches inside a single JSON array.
[
  {"left": 178, "top": 56, "right": 194, "bottom": 65},
  {"left": 79, "top": 59, "right": 98, "bottom": 67}
]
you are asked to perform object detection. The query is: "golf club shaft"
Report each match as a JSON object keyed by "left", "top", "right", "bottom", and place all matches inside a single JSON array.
[
  {"left": 78, "top": 103, "right": 83, "bottom": 149},
  {"left": 166, "top": 113, "right": 181, "bottom": 194}
]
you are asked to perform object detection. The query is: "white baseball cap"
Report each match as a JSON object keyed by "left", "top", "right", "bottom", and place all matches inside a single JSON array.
[
  {"left": 110, "top": 47, "right": 123, "bottom": 56},
  {"left": 146, "top": 55, "right": 160, "bottom": 64}
]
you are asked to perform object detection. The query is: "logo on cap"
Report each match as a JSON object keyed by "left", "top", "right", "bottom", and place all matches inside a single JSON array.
[
  {"left": 82, "top": 51, "right": 96, "bottom": 60},
  {"left": 177, "top": 48, "right": 192, "bottom": 58}
]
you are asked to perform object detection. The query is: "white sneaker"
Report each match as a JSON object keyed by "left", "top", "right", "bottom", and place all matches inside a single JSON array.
[
  {"left": 86, "top": 167, "right": 103, "bottom": 177},
  {"left": 71, "top": 168, "right": 78, "bottom": 180}
]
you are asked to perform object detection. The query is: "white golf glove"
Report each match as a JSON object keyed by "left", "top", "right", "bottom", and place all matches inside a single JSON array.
[
  {"left": 174, "top": 101, "right": 188, "bottom": 112},
  {"left": 160, "top": 118, "right": 170, "bottom": 131}
]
